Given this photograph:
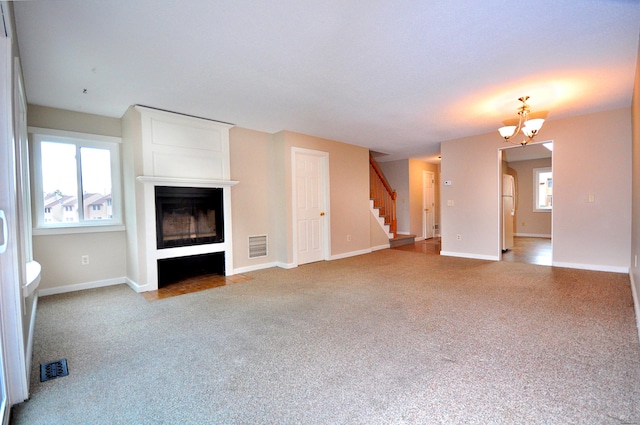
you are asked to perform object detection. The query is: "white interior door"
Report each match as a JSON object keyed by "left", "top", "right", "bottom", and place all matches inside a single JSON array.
[
  {"left": 422, "top": 170, "right": 434, "bottom": 239},
  {"left": 293, "top": 149, "right": 328, "bottom": 265}
]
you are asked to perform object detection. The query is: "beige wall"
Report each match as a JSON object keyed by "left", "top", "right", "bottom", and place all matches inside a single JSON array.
[
  {"left": 441, "top": 108, "right": 632, "bottom": 271},
  {"left": 27, "top": 104, "right": 375, "bottom": 291},
  {"left": 279, "top": 131, "right": 371, "bottom": 264},
  {"left": 28, "top": 105, "right": 121, "bottom": 137},
  {"left": 508, "top": 157, "right": 552, "bottom": 237},
  {"left": 229, "top": 127, "right": 278, "bottom": 270},
  {"left": 379, "top": 158, "right": 440, "bottom": 238}
]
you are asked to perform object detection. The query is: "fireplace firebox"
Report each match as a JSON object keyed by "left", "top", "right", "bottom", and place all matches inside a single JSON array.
[
  {"left": 157, "top": 252, "right": 225, "bottom": 288},
  {"left": 155, "top": 186, "right": 224, "bottom": 249}
]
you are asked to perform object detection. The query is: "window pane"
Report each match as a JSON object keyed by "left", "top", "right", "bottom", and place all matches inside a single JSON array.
[
  {"left": 81, "top": 147, "right": 112, "bottom": 221},
  {"left": 537, "top": 171, "right": 552, "bottom": 209},
  {"left": 41, "top": 142, "right": 78, "bottom": 223}
]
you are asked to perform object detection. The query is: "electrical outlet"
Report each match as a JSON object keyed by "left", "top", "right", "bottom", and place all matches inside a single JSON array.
[
  {"left": 635, "top": 255, "right": 638, "bottom": 268},
  {"left": 347, "top": 235, "right": 351, "bottom": 242},
  {"left": 456, "top": 234, "right": 462, "bottom": 241},
  {"left": 521, "top": 222, "right": 525, "bottom": 227},
  {"left": 81, "top": 255, "right": 89, "bottom": 265}
]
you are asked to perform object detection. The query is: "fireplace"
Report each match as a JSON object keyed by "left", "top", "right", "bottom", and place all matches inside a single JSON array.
[
  {"left": 155, "top": 186, "right": 224, "bottom": 249},
  {"left": 123, "top": 105, "right": 237, "bottom": 293}
]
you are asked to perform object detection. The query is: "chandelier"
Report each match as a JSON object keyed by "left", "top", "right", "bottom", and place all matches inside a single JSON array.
[{"left": 498, "top": 96, "right": 545, "bottom": 146}]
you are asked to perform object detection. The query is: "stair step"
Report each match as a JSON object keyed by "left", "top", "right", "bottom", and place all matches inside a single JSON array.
[{"left": 389, "top": 234, "right": 416, "bottom": 248}]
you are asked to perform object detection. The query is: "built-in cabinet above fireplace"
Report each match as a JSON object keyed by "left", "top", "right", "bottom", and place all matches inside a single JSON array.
[{"left": 122, "top": 106, "right": 237, "bottom": 292}]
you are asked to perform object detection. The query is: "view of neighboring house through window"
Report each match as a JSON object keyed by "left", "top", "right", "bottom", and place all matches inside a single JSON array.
[
  {"left": 534, "top": 167, "right": 552, "bottom": 212},
  {"left": 31, "top": 129, "right": 122, "bottom": 229}
]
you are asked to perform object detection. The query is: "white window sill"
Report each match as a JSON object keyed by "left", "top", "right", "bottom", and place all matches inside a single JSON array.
[{"left": 33, "top": 224, "right": 125, "bottom": 236}]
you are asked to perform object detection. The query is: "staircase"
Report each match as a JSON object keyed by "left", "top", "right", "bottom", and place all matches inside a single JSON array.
[
  {"left": 389, "top": 234, "right": 416, "bottom": 248},
  {"left": 369, "top": 154, "right": 398, "bottom": 240}
]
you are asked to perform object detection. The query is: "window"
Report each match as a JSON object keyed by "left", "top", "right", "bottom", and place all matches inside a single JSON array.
[
  {"left": 31, "top": 128, "right": 123, "bottom": 231},
  {"left": 533, "top": 167, "right": 552, "bottom": 212}
]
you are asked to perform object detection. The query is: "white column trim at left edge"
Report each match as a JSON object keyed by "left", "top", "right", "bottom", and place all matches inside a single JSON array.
[{"left": 0, "top": 34, "right": 29, "bottom": 418}]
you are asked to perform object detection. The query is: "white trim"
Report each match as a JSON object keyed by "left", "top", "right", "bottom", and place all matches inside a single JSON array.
[
  {"left": 630, "top": 272, "right": 640, "bottom": 345},
  {"left": 276, "top": 262, "right": 297, "bottom": 270},
  {"left": 330, "top": 248, "right": 372, "bottom": 260},
  {"left": 33, "top": 224, "right": 125, "bottom": 236},
  {"left": 125, "top": 277, "right": 149, "bottom": 293},
  {"left": 38, "top": 277, "right": 126, "bottom": 297},
  {"left": 533, "top": 166, "right": 553, "bottom": 212},
  {"left": 514, "top": 233, "right": 551, "bottom": 238},
  {"left": 371, "top": 243, "right": 391, "bottom": 251},
  {"left": 551, "top": 262, "right": 629, "bottom": 274},
  {"left": 629, "top": 272, "right": 640, "bottom": 345},
  {"left": 28, "top": 126, "right": 121, "bottom": 144},
  {"left": 232, "top": 262, "right": 278, "bottom": 274},
  {"left": 31, "top": 129, "right": 123, "bottom": 230},
  {"left": 136, "top": 176, "right": 238, "bottom": 187},
  {"left": 440, "top": 251, "right": 499, "bottom": 261},
  {"left": 25, "top": 294, "right": 37, "bottom": 385}
]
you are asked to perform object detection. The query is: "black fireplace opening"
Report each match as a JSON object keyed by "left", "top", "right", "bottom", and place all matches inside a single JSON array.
[
  {"left": 155, "top": 186, "right": 224, "bottom": 249},
  {"left": 157, "top": 252, "right": 225, "bottom": 288}
]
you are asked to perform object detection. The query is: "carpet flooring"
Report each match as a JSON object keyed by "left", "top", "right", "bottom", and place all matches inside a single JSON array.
[{"left": 11, "top": 249, "right": 640, "bottom": 424}]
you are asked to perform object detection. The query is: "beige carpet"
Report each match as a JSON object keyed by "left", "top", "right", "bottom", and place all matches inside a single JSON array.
[{"left": 12, "top": 249, "right": 640, "bottom": 424}]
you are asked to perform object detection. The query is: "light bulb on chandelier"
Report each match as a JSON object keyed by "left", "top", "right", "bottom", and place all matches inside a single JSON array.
[{"left": 498, "top": 96, "right": 545, "bottom": 146}]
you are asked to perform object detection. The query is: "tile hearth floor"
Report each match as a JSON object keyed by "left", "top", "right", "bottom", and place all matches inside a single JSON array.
[{"left": 141, "top": 273, "right": 253, "bottom": 301}]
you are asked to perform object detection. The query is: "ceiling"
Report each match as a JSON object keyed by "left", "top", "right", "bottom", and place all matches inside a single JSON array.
[{"left": 12, "top": 0, "right": 640, "bottom": 163}]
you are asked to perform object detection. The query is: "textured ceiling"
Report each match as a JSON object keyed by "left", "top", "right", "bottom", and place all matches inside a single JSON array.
[{"left": 12, "top": 0, "right": 640, "bottom": 163}]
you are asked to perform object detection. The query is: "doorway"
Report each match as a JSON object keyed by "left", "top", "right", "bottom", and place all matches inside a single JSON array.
[
  {"left": 499, "top": 142, "right": 553, "bottom": 266},
  {"left": 292, "top": 148, "right": 330, "bottom": 265},
  {"left": 422, "top": 170, "right": 435, "bottom": 239}
]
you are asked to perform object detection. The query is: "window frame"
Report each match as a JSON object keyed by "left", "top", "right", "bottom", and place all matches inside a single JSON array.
[
  {"left": 30, "top": 127, "right": 124, "bottom": 234},
  {"left": 533, "top": 166, "right": 552, "bottom": 212}
]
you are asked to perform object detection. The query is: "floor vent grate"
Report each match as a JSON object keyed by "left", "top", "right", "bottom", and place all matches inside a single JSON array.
[{"left": 40, "top": 359, "right": 69, "bottom": 382}]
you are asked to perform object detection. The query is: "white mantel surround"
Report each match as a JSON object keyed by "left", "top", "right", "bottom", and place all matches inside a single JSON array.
[
  {"left": 122, "top": 106, "right": 236, "bottom": 292},
  {"left": 137, "top": 176, "right": 238, "bottom": 290}
]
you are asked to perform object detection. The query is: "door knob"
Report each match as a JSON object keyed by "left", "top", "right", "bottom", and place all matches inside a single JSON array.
[{"left": 320, "top": 212, "right": 325, "bottom": 216}]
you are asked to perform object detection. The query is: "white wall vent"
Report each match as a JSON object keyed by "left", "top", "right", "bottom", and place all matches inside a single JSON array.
[{"left": 248, "top": 235, "right": 268, "bottom": 258}]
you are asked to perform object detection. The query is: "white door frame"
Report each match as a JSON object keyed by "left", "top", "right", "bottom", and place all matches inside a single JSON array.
[{"left": 291, "top": 147, "right": 330, "bottom": 266}]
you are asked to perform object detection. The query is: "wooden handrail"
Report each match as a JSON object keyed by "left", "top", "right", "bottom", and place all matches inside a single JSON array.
[{"left": 369, "top": 154, "right": 397, "bottom": 238}]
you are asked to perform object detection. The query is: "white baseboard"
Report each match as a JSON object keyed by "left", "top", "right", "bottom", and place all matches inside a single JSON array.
[
  {"left": 125, "top": 277, "right": 152, "bottom": 293},
  {"left": 330, "top": 248, "right": 372, "bottom": 261},
  {"left": 515, "top": 233, "right": 552, "bottom": 238},
  {"left": 233, "top": 262, "right": 279, "bottom": 274},
  {"left": 371, "top": 243, "right": 390, "bottom": 251},
  {"left": 25, "top": 294, "right": 38, "bottom": 385},
  {"left": 440, "top": 251, "right": 499, "bottom": 261},
  {"left": 552, "top": 262, "right": 629, "bottom": 274},
  {"left": 39, "top": 277, "right": 127, "bottom": 296},
  {"left": 630, "top": 272, "right": 640, "bottom": 346},
  {"left": 276, "top": 261, "right": 297, "bottom": 269}
]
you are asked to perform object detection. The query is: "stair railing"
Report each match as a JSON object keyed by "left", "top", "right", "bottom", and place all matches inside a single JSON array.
[{"left": 369, "top": 154, "right": 397, "bottom": 238}]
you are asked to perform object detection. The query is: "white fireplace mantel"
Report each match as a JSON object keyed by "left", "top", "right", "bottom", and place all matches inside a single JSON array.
[
  {"left": 122, "top": 105, "right": 236, "bottom": 292},
  {"left": 137, "top": 176, "right": 239, "bottom": 187}
]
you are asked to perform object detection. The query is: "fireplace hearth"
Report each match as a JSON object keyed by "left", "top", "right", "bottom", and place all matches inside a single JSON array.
[
  {"left": 157, "top": 252, "right": 225, "bottom": 288},
  {"left": 155, "top": 186, "right": 224, "bottom": 249}
]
